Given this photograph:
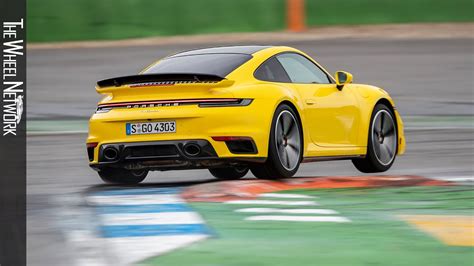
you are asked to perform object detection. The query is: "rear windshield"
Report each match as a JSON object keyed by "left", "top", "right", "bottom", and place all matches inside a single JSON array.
[{"left": 143, "top": 53, "right": 252, "bottom": 77}]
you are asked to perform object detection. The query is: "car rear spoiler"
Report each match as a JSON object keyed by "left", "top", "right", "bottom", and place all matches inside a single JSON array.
[{"left": 96, "top": 73, "right": 226, "bottom": 88}]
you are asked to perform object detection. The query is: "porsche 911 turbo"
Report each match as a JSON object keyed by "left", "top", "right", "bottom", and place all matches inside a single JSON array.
[{"left": 87, "top": 45, "right": 405, "bottom": 184}]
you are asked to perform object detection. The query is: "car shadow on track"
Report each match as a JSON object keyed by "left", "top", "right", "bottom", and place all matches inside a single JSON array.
[
  {"left": 84, "top": 175, "right": 333, "bottom": 195},
  {"left": 84, "top": 178, "right": 218, "bottom": 194}
]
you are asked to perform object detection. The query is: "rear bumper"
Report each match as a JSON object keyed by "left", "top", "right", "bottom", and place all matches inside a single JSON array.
[
  {"left": 88, "top": 139, "right": 265, "bottom": 171},
  {"left": 87, "top": 99, "right": 276, "bottom": 163}
]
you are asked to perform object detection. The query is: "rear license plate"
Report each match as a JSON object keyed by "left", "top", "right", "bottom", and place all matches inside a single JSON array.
[{"left": 126, "top": 121, "right": 176, "bottom": 135}]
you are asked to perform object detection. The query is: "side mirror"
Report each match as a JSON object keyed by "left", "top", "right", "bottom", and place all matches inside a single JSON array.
[{"left": 335, "top": 71, "right": 353, "bottom": 90}]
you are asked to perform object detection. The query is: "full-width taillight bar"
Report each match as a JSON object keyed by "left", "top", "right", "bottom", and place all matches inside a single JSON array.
[
  {"left": 96, "top": 98, "right": 253, "bottom": 113},
  {"left": 198, "top": 99, "right": 252, "bottom": 107}
]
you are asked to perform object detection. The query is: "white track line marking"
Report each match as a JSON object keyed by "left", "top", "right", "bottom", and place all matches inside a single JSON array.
[
  {"left": 259, "top": 193, "right": 316, "bottom": 199},
  {"left": 224, "top": 200, "right": 318, "bottom": 206},
  {"left": 235, "top": 208, "right": 338, "bottom": 214},
  {"left": 437, "top": 176, "right": 474, "bottom": 182},
  {"left": 66, "top": 230, "right": 108, "bottom": 266},
  {"left": 100, "top": 212, "right": 203, "bottom": 226},
  {"left": 106, "top": 235, "right": 208, "bottom": 265},
  {"left": 87, "top": 194, "right": 183, "bottom": 205},
  {"left": 245, "top": 215, "right": 351, "bottom": 223}
]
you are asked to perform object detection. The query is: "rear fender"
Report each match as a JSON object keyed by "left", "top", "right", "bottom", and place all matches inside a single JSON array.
[{"left": 227, "top": 83, "right": 305, "bottom": 155}]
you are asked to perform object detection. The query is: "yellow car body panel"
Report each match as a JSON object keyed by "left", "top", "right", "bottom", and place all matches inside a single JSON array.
[{"left": 87, "top": 46, "right": 405, "bottom": 166}]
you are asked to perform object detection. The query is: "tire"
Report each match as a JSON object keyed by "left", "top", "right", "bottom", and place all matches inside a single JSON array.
[
  {"left": 209, "top": 167, "right": 249, "bottom": 180},
  {"left": 98, "top": 168, "right": 148, "bottom": 184},
  {"left": 352, "top": 103, "right": 398, "bottom": 173},
  {"left": 251, "top": 104, "right": 303, "bottom": 179}
]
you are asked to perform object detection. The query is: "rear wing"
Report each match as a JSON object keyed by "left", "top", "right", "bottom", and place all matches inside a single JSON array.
[{"left": 97, "top": 73, "right": 225, "bottom": 88}]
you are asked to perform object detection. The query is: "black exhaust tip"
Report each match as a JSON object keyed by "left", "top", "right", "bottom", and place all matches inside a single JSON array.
[
  {"left": 183, "top": 143, "right": 201, "bottom": 157},
  {"left": 103, "top": 147, "right": 119, "bottom": 161}
]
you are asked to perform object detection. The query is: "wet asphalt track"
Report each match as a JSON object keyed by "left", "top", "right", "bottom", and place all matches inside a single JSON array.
[{"left": 27, "top": 38, "right": 473, "bottom": 265}]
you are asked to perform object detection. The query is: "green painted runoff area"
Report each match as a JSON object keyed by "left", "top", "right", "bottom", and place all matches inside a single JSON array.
[{"left": 147, "top": 186, "right": 474, "bottom": 266}]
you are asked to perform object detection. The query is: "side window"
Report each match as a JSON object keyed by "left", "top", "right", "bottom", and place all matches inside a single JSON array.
[
  {"left": 254, "top": 57, "right": 291, "bottom": 83},
  {"left": 276, "top": 53, "right": 331, "bottom": 84}
]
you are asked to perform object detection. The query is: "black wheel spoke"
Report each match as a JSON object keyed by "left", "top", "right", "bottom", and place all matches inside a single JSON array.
[
  {"left": 285, "top": 149, "right": 290, "bottom": 168},
  {"left": 382, "top": 120, "right": 394, "bottom": 136},
  {"left": 380, "top": 112, "right": 385, "bottom": 133},
  {"left": 279, "top": 117, "right": 285, "bottom": 135}
]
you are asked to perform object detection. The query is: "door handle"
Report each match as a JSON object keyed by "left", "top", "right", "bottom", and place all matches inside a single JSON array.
[{"left": 305, "top": 99, "right": 317, "bottom": 105}]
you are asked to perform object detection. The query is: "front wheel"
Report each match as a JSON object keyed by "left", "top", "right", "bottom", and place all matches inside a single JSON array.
[
  {"left": 98, "top": 168, "right": 148, "bottom": 184},
  {"left": 251, "top": 104, "right": 302, "bottom": 179},
  {"left": 209, "top": 167, "right": 249, "bottom": 180},
  {"left": 352, "top": 104, "right": 398, "bottom": 173}
]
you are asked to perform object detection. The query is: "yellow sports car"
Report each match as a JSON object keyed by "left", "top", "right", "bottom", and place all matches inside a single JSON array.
[{"left": 87, "top": 46, "right": 405, "bottom": 184}]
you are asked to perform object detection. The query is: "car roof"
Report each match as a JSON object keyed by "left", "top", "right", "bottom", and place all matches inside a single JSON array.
[{"left": 169, "top": 45, "right": 272, "bottom": 58}]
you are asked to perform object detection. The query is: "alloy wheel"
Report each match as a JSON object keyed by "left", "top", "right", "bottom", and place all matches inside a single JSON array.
[
  {"left": 275, "top": 110, "right": 301, "bottom": 171},
  {"left": 371, "top": 110, "right": 397, "bottom": 166}
]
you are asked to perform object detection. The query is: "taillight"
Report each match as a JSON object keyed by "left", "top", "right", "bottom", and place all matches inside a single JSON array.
[
  {"left": 86, "top": 142, "right": 98, "bottom": 161},
  {"left": 198, "top": 99, "right": 252, "bottom": 107},
  {"left": 95, "top": 107, "right": 112, "bottom": 113},
  {"left": 86, "top": 142, "right": 98, "bottom": 148}
]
